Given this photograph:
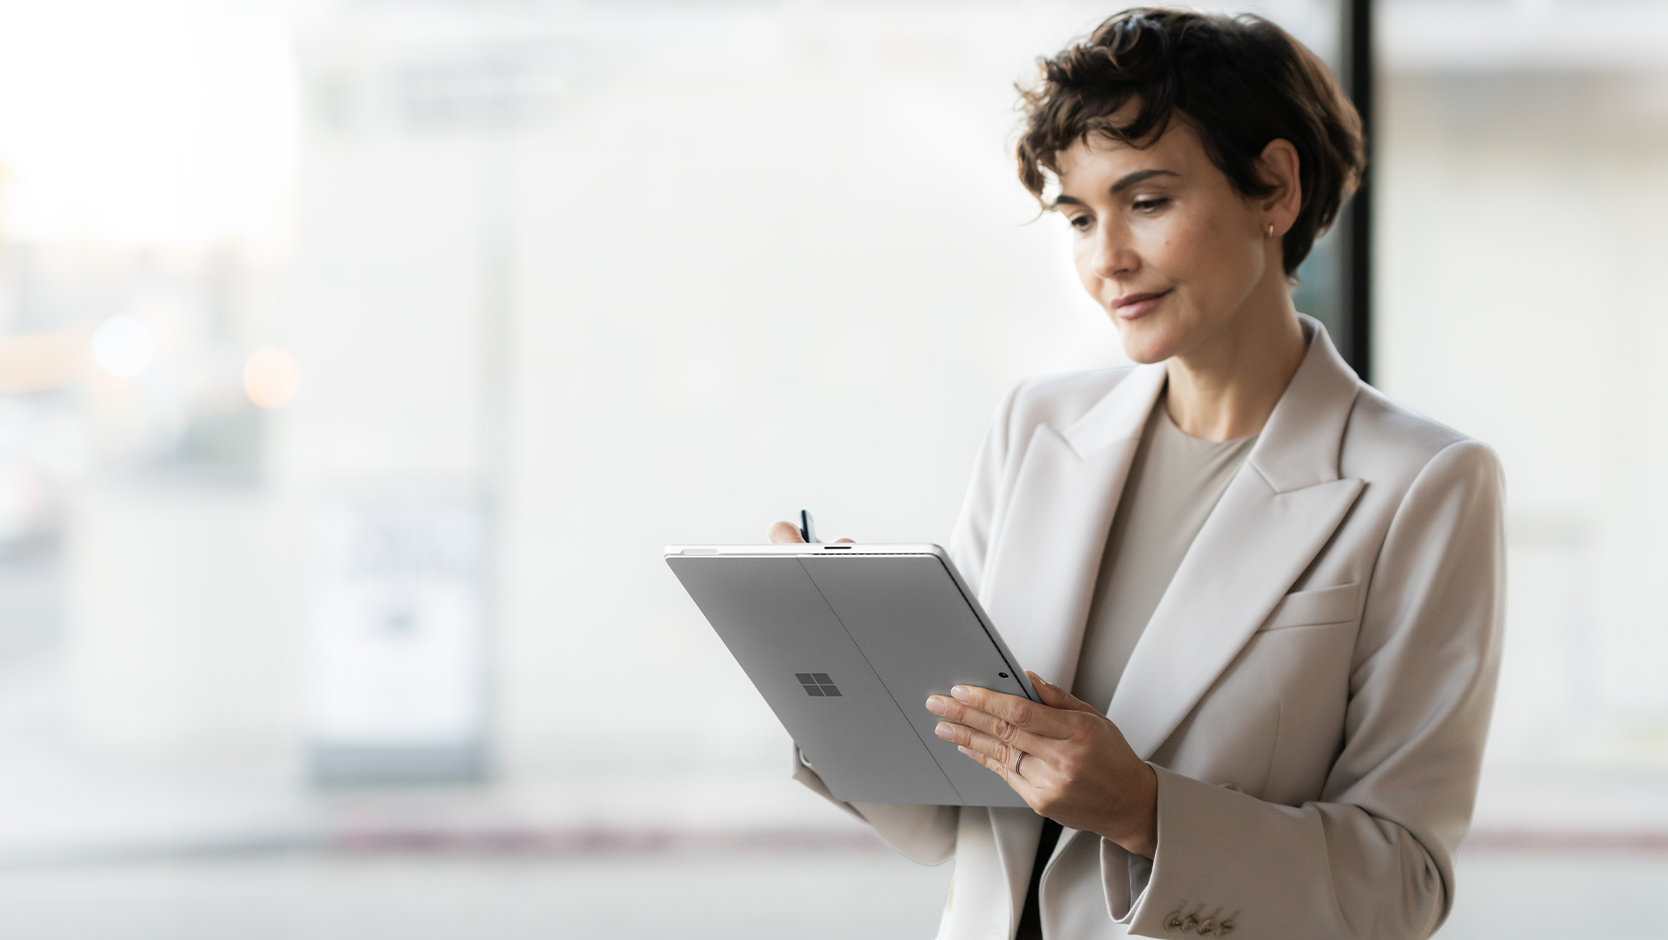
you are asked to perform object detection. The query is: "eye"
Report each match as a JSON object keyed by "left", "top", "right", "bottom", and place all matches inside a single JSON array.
[
  {"left": 1132, "top": 196, "right": 1171, "bottom": 214},
  {"left": 1066, "top": 214, "right": 1093, "bottom": 232}
]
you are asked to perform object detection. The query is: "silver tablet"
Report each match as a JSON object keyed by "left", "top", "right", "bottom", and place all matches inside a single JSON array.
[{"left": 665, "top": 543, "right": 1037, "bottom": 807}]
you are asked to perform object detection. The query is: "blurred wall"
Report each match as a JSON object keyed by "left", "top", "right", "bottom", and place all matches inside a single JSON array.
[{"left": 0, "top": 0, "right": 1663, "bottom": 858}]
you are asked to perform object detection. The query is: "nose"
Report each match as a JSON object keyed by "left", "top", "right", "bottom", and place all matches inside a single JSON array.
[{"left": 1087, "top": 220, "right": 1138, "bottom": 279}]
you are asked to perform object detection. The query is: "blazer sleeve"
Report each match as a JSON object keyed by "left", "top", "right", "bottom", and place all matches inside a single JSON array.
[
  {"left": 788, "top": 380, "right": 1027, "bottom": 866},
  {"left": 1109, "top": 439, "right": 1507, "bottom": 939}
]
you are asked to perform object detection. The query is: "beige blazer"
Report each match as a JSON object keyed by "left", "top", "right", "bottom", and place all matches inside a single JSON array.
[{"left": 793, "top": 316, "right": 1506, "bottom": 940}]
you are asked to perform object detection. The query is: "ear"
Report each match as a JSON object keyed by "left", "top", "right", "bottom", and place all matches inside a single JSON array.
[{"left": 1255, "top": 138, "right": 1302, "bottom": 237}]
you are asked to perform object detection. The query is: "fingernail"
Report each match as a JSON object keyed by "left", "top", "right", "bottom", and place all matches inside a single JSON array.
[
  {"left": 934, "top": 722, "right": 954, "bottom": 740},
  {"left": 951, "top": 686, "right": 970, "bottom": 701},
  {"left": 925, "top": 696, "right": 947, "bottom": 715},
  {"left": 957, "top": 745, "right": 975, "bottom": 757}
]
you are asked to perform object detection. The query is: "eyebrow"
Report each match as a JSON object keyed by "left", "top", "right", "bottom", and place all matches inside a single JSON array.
[{"left": 1050, "top": 169, "right": 1181, "bottom": 209}]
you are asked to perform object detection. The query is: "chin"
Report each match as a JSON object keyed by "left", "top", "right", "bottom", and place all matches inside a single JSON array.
[
  {"left": 1121, "top": 345, "right": 1170, "bottom": 365},
  {"left": 1111, "top": 320, "right": 1180, "bottom": 365}
]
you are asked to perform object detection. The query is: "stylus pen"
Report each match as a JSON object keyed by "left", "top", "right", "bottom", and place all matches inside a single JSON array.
[{"left": 799, "top": 509, "right": 818, "bottom": 544}]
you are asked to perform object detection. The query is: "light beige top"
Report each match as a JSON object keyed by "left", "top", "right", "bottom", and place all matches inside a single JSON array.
[
  {"left": 1015, "top": 388, "right": 1260, "bottom": 940},
  {"left": 1069, "top": 392, "right": 1258, "bottom": 712}
]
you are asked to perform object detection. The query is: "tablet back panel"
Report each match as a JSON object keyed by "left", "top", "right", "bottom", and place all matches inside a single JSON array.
[
  {"left": 800, "top": 555, "right": 1031, "bottom": 806},
  {"left": 668, "top": 555, "right": 963, "bottom": 805},
  {"left": 668, "top": 547, "right": 1033, "bottom": 807}
]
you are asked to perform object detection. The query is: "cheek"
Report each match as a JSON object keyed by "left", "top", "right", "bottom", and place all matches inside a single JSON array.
[
  {"left": 1207, "top": 214, "right": 1263, "bottom": 273},
  {"left": 1157, "top": 218, "right": 1209, "bottom": 268},
  {"left": 1162, "top": 216, "right": 1246, "bottom": 294},
  {"left": 1129, "top": 217, "right": 1189, "bottom": 277}
]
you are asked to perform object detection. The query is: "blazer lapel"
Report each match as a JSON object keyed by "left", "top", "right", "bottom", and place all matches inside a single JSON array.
[
  {"left": 977, "top": 362, "right": 1165, "bottom": 925},
  {"left": 979, "top": 363, "right": 1167, "bottom": 694},
  {"left": 1104, "top": 467, "right": 1362, "bottom": 759},
  {"left": 1046, "top": 317, "right": 1365, "bottom": 867},
  {"left": 1104, "top": 317, "right": 1365, "bottom": 760}
]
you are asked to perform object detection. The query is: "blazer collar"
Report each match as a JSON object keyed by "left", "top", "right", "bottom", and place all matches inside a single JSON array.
[
  {"left": 1247, "top": 315, "right": 1361, "bottom": 492},
  {"left": 1059, "top": 314, "right": 1360, "bottom": 490}
]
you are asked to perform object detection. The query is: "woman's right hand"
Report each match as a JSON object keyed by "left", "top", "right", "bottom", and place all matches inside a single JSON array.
[{"left": 767, "top": 522, "right": 855, "bottom": 544}]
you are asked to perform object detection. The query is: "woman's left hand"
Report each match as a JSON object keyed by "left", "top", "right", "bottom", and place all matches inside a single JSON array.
[{"left": 926, "top": 670, "right": 1158, "bottom": 857}]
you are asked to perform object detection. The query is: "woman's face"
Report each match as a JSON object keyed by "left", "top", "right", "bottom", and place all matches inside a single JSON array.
[{"left": 1053, "top": 119, "right": 1282, "bottom": 366}]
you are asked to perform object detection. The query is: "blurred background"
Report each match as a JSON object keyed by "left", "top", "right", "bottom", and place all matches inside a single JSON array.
[{"left": 1, "top": 0, "right": 1665, "bottom": 936}]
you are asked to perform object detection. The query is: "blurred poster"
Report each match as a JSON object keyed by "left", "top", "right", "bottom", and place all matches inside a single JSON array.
[{"left": 306, "top": 487, "right": 490, "bottom": 785}]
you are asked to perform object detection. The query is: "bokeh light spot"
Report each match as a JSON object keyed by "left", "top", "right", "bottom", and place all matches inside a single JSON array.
[{"left": 243, "top": 347, "right": 298, "bottom": 409}]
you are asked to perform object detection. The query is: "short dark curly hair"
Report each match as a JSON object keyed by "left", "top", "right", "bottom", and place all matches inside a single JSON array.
[{"left": 1016, "top": 8, "right": 1365, "bottom": 278}]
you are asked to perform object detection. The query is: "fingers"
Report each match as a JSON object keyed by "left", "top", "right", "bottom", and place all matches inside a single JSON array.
[
  {"left": 955, "top": 741, "right": 1027, "bottom": 785},
  {"left": 953, "top": 684, "right": 1048, "bottom": 732},
  {"left": 926, "top": 688, "right": 1055, "bottom": 749},
  {"left": 935, "top": 720, "right": 1029, "bottom": 782},
  {"left": 768, "top": 521, "right": 806, "bottom": 543},
  {"left": 767, "top": 522, "right": 857, "bottom": 544},
  {"left": 933, "top": 709, "right": 1038, "bottom": 753},
  {"left": 1026, "top": 670, "right": 1100, "bottom": 714}
]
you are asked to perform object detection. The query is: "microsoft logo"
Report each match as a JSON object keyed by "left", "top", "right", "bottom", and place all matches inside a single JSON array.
[{"left": 796, "top": 672, "right": 842, "bottom": 697}]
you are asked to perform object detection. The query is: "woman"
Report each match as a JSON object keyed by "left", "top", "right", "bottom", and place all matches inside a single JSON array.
[{"left": 773, "top": 9, "right": 1504, "bottom": 939}]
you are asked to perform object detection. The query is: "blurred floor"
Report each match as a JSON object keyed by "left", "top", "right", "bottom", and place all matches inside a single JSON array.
[
  {"left": 0, "top": 849, "right": 947, "bottom": 940},
  {"left": 0, "top": 845, "right": 1665, "bottom": 939}
]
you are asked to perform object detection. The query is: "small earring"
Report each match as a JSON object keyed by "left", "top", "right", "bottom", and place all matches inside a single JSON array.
[{"left": 1265, "top": 223, "right": 1275, "bottom": 238}]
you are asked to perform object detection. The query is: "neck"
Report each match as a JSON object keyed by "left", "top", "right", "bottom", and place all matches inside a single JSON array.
[{"left": 1163, "top": 298, "right": 1306, "bottom": 442}]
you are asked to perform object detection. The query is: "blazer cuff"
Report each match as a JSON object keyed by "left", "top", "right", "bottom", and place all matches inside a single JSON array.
[
  {"left": 1098, "top": 839, "right": 1154, "bottom": 923},
  {"left": 1126, "top": 765, "right": 1357, "bottom": 939},
  {"left": 1095, "top": 764, "right": 1160, "bottom": 924},
  {"left": 790, "top": 744, "right": 862, "bottom": 819}
]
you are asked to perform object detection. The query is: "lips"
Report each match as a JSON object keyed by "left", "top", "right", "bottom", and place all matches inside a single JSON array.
[{"left": 1111, "top": 289, "right": 1171, "bottom": 320}]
